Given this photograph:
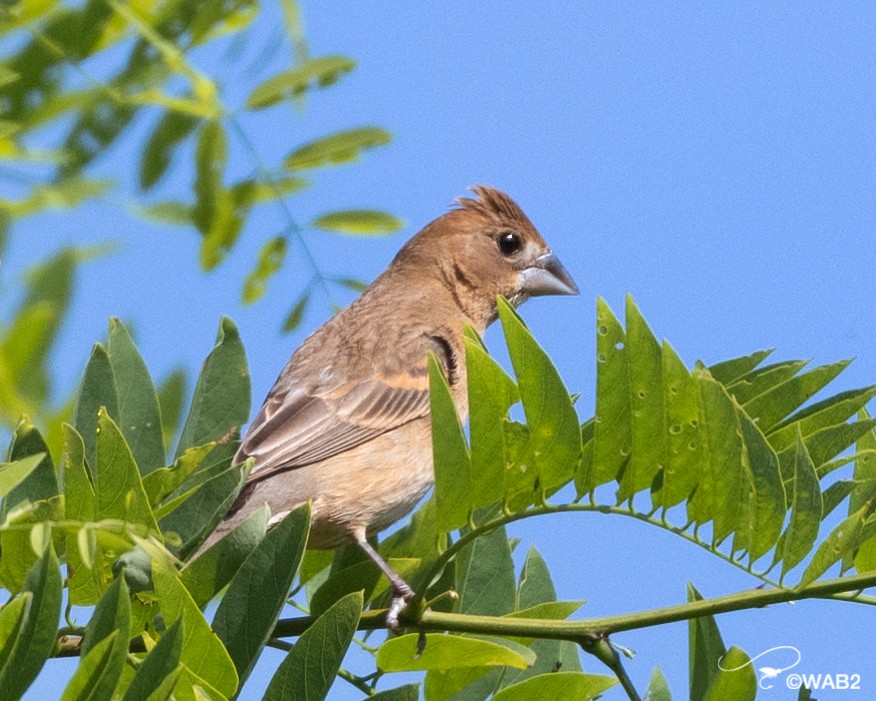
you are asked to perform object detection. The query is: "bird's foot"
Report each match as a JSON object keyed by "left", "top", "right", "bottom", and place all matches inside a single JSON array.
[{"left": 386, "top": 580, "right": 415, "bottom": 634}]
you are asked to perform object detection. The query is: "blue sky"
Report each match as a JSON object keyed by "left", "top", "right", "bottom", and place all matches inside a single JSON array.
[{"left": 9, "top": 1, "right": 876, "bottom": 699}]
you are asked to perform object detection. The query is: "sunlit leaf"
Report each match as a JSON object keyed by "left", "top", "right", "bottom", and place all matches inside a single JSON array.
[
  {"left": 498, "top": 298, "right": 581, "bottom": 495},
  {"left": 242, "top": 236, "right": 287, "bottom": 304},
  {"left": 246, "top": 55, "right": 356, "bottom": 108},
  {"left": 152, "top": 560, "right": 238, "bottom": 698},
  {"left": 704, "top": 646, "right": 756, "bottom": 701},
  {"left": 377, "top": 634, "right": 531, "bottom": 672},
  {"left": 312, "top": 209, "right": 403, "bottom": 235},
  {"left": 284, "top": 126, "right": 391, "bottom": 170},
  {"left": 780, "top": 432, "right": 823, "bottom": 577},
  {"left": 491, "top": 672, "right": 616, "bottom": 701}
]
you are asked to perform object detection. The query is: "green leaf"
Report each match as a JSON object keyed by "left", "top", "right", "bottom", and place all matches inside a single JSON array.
[
  {"left": 76, "top": 575, "right": 130, "bottom": 701},
  {"left": 0, "top": 542, "right": 62, "bottom": 699},
  {"left": 176, "top": 316, "right": 250, "bottom": 458},
  {"left": 704, "top": 646, "right": 756, "bottom": 701},
  {"left": 0, "top": 247, "right": 75, "bottom": 403},
  {"left": 652, "top": 342, "right": 700, "bottom": 509},
  {"left": 63, "top": 424, "right": 103, "bottom": 605},
  {"left": 768, "top": 386, "right": 876, "bottom": 451},
  {"left": 584, "top": 298, "right": 630, "bottom": 491},
  {"left": 122, "top": 618, "right": 183, "bottom": 701},
  {"left": 311, "top": 209, "right": 403, "bottom": 236},
  {"left": 491, "top": 672, "right": 617, "bottom": 701},
  {"left": 73, "top": 343, "right": 119, "bottom": 471},
  {"left": 688, "top": 583, "right": 725, "bottom": 701},
  {"left": 645, "top": 666, "right": 672, "bottom": 701},
  {"left": 685, "top": 374, "right": 746, "bottom": 544},
  {"left": 158, "top": 449, "right": 248, "bottom": 557},
  {"left": 263, "top": 591, "right": 363, "bottom": 701},
  {"left": 377, "top": 634, "right": 531, "bottom": 672},
  {"left": 852, "top": 414, "right": 876, "bottom": 571},
  {"left": 780, "top": 432, "right": 823, "bottom": 577},
  {"left": 726, "top": 360, "right": 807, "bottom": 405},
  {"left": 157, "top": 369, "right": 187, "bottom": 450},
  {"left": 618, "top": 296, "right": 666, "bottom": 501},
  {"left": 60, "top": 632, "right": 122, "bottom": 701},
  {"left": 192, "top": 120, "right": 237, "bottom": 270},
  {"left": 517, "top": 544, "right": 556, "bottom": 610},
  {"left": 0, "top": 594, "right": 30, "bottom": 684},
  {"left": 247, "top": 55, "right": 356, "bottom": 108},
  {"left": 180, "top": 506, "right": 268, "bottom": 608},
  {"left": 464, "top": 334, "right": 519, "bottom": 513},
  {"left": 107, "top": 318, "right": 165, "bottom": 474},
  {"left": 282, "top": 288, "right": 311, "bottom": 333},
  {"left": 242, "top": 235, "right": 287, "bottom": 304},
  {"left": 707, "top": 349, "right": 773, "bottom": 385},
  {"left": 140, "top": 110, "right": 200, "bottom": 189},
  {"left": 143, "top": 443, "right": 214, "bottom": 507},
  {"left": 369, "top": 684, "right": 420, "bottom": 701},
  {"left": 430, "top": 353, "right": 472, "bottom": 532},
  {"left": 498, "top": 298, "right": 581, "bottom": 494},
  {"left": 95, "top": 408, "right": 159, "bottom": 535},
  {"left": 799, "top": 501, "right": 869, "bottom": 586},
  {"left": 0, "top": 453, "right": 45, "bottom": 497},
  {"left": 152, "top": 560, "right": 238, "bottom": 698},
  {"left": 737, "top": 411, "right": 785, "bottom": 563},
  {"left": 285, "top": 126, "right": 391, "bottom": 170},
  {"left": 213, "top": 505, "right": 310, "bottom": 687},
  {"left": 744, "top": 360, "right": 851, "bottom": 433},
  {"left": 3, "top": 420, "right": 58, "bottom": 512},
  {"left": 456, "top": 524, "right": 516, "bottom": 616},
  {"left": 309, "top": 553, "right": 380, "bottom": 618}
]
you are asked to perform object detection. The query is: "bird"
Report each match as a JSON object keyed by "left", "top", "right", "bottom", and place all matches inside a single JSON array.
[{"left": 200, "top": 186, "right": 578, "bottom": 628}]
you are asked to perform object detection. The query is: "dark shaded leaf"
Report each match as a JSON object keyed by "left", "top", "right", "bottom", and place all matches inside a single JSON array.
[
  {"left": 0, "top": 542, "right": 62, "bottom": 699},
  {"left": 213, "top": 505, "right": 310, "bottom": 687},
  {"left": 121, "top": 618, "right": 183, "bottom": 701},
  {"left": 107, "top": 318, "right": 165, "bottom": 474},
  {"left": 140, "top": 110, "right": 200, "bottom": 190},
  {"left": 263, "top": 591, "right": 362, "bottom": 701},
  {"left": 175, "top": 316, "right": 250, "bottom": 458},
  {"left": 688, "top": 582, "right": 725, "bottom": 701}
]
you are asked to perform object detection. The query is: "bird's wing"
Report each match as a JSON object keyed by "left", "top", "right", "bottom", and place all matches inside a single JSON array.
[{"left": 238, "top": 364, "right": 432, "bottom": 484}]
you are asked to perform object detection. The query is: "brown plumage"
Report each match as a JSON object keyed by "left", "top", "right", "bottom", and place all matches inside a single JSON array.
[{"left": 201, "top": 186, "right": 577, "bottom": 626}]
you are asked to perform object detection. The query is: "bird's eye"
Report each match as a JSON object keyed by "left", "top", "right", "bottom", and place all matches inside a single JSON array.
[{"left": 497, "top": 231, "right": 521, "bottom": 256}]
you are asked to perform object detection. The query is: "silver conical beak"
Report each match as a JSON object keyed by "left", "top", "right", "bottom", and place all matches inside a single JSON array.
[{"left": 520, "top": 252, "right": 579, "bottom": 297}]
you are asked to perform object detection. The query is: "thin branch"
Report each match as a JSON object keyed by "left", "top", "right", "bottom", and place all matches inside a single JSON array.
[{"left": 274, "top": 569, "right": 876, "bottom": 642}]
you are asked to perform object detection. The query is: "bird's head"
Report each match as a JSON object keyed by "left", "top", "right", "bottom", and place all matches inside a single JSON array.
[{"left": 394, "top": 185, "right": 578, "bottom": 330}]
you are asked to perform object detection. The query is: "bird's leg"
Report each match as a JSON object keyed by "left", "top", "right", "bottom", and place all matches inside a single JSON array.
[{"left": 356, "top": 538, "right": 414, "bottom": 632}]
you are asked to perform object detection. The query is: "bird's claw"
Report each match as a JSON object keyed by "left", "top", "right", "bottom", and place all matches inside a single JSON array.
[{"left": 385, "top": 581, "right": 415, "bottom": 634}]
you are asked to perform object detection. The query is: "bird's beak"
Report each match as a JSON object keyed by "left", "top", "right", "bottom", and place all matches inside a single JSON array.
[{"left": 520, "top": 252, "right": 579, "bottom": 296}]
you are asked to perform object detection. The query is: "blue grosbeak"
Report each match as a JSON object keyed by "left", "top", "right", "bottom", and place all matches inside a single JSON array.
[{"left": 205, "top": 186, "right": 577, "bottom": 626}]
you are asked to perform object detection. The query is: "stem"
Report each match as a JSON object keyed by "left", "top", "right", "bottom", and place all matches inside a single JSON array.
[{"left": 274, "top": 569, "right": 876, "bottom": 641}]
